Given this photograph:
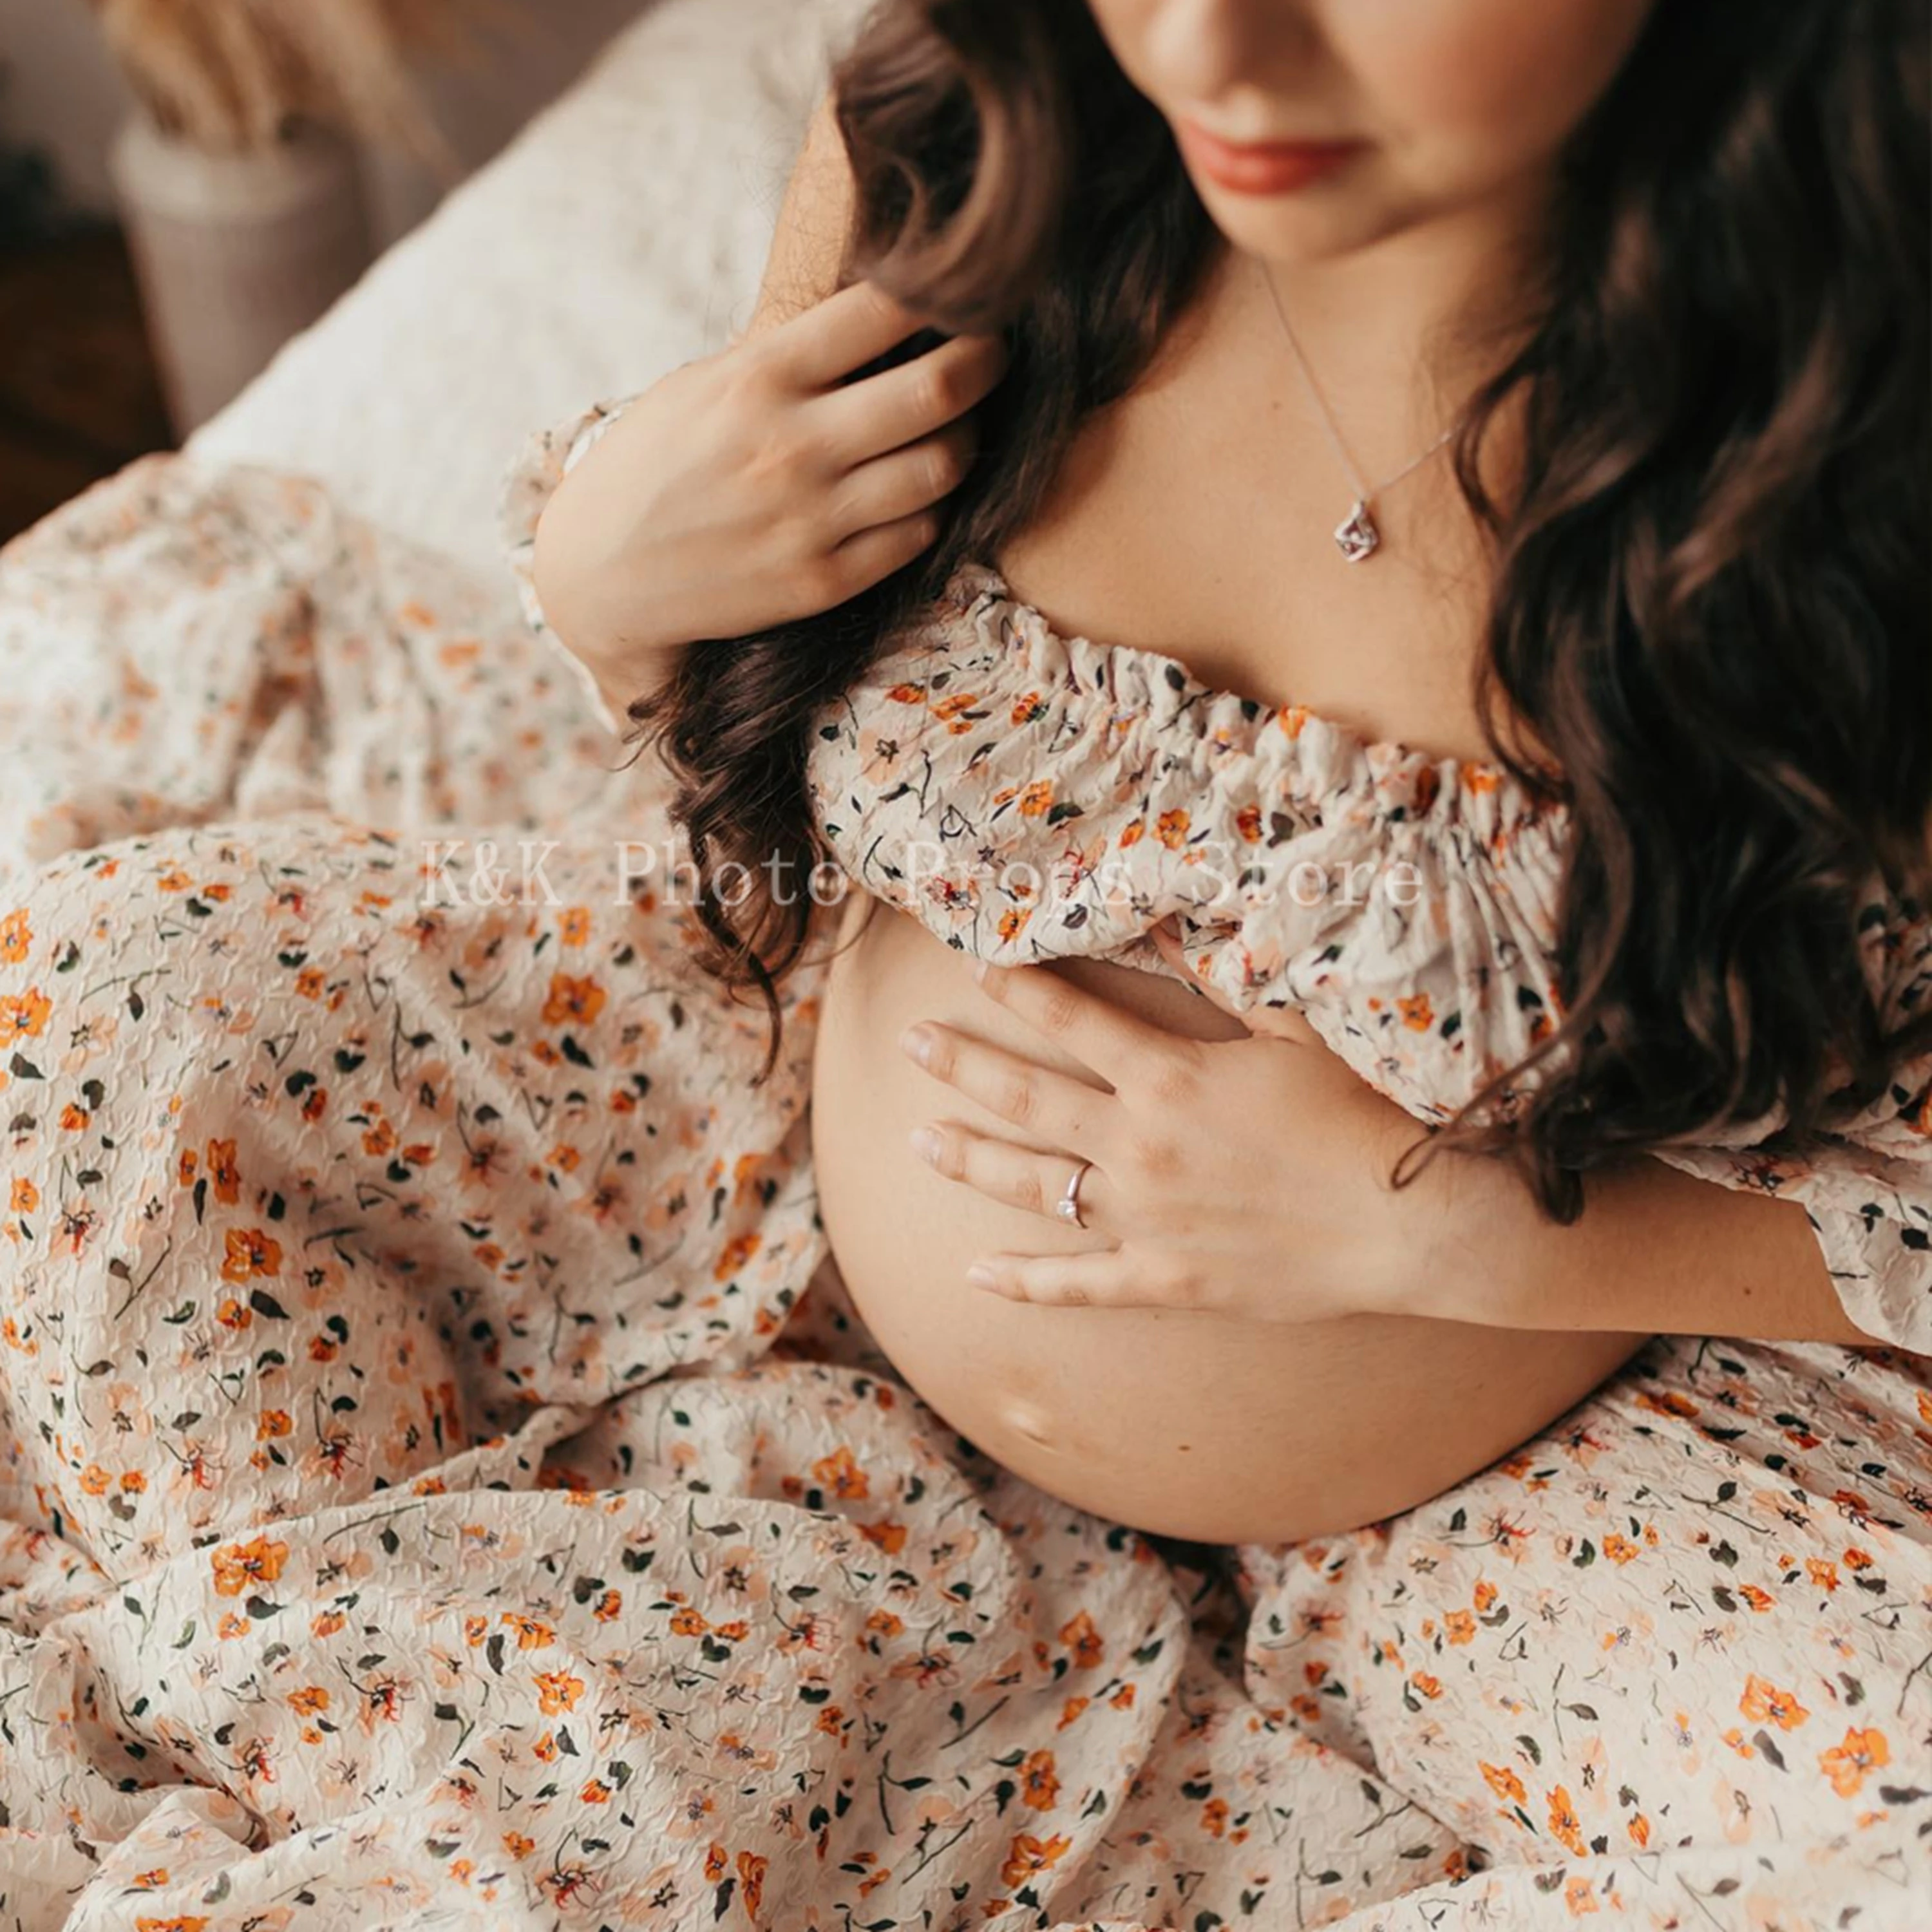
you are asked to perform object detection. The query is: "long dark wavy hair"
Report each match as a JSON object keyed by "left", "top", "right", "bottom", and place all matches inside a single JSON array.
[{"left": 627, "top": 0, "right": 1932, "bottom": 1226}]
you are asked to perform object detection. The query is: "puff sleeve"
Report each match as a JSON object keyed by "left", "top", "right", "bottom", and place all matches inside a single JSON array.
[
  {"left": 498, "top": 394, "right": 643, "bottom": 737},
  {"left": 1640, "top": 891, "right": 1932, "bottom": 1352}
]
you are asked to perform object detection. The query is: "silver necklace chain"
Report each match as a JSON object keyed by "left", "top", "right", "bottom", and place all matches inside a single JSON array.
[{"left": 1260, "top": 261, "right": 1466, "bottom": 563}]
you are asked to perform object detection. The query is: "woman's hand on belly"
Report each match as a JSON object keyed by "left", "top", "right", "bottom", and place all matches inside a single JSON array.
[
  {"left": 893, "top": 917, "right": 1417, "bottom": 1324},
  {"left": 810, "top": 898, "right": 1645, "bottom": 1547}
]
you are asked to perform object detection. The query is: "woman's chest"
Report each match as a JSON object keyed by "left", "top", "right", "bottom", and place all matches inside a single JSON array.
[{"left": 990, "top": 275, "right": 1509, "bottom": 773}]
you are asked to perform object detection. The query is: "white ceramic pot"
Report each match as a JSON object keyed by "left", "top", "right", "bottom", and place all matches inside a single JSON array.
[{"left": 108, "top": 113, "right": 374, "bottom": 437}]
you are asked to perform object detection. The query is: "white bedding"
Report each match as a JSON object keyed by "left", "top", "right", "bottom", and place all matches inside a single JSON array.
[{"left": 188, "top": 0, "right": 872, "bottom": 572}]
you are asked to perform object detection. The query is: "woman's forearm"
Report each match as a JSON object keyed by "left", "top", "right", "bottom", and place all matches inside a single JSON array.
[{"left": 1381, "top": 1115, "right": 1873, "bottom": 1345}]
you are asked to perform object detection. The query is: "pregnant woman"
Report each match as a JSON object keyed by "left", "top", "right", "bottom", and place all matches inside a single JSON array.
[
  {"left": 531, "top": 0, "right": 1932, "bottom": 1542},
  {"left": 0, "top": 0, "right": 1925, "bottom": 1926}
]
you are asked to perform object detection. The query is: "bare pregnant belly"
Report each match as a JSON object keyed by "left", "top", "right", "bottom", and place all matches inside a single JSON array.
[{"left": 810, "top": 897, "right": 1644, "bottom": 1546}]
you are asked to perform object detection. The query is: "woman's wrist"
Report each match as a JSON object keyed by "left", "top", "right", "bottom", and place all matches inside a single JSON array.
[{"left": 1354, "top": 1104, "right": 1518, "bottom": 1325}]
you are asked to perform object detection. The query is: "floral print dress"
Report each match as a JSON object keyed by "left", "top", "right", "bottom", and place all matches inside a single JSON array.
[{"left": 0, "top": 395, "right": 1923, "bottom": 1931}]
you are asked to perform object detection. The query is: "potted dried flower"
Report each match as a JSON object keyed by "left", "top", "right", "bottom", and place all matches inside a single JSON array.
[{"left": 85, "top": 0, "right": 490, "bottom": 433}]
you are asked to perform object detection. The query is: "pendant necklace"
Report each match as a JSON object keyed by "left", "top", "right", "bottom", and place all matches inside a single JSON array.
[{"left": 1259, "top": 261, "right": 1466, "bottom": 564}]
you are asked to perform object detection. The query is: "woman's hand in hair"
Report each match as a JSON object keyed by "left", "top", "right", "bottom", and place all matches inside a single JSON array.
[
  {"left": 530, "top": 279, "right": 1009, "bottom": 712},
  {"left": 896, "top": 920, "right": 1431, "bottom": 1322}
]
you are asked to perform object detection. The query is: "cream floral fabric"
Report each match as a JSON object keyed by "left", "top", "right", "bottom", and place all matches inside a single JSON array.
[{"left": 0, "top": 422, "right": 1921, "bottom": 1930}]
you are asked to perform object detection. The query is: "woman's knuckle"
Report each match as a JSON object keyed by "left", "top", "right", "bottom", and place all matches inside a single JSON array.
[
  {"left": 1124, "top": 1132, "right": 1180, "bottom": 1182},
  {"left": 795, "top": 549, "right": 850, "bottom": 611},
  {"left": 748, "top": 427, "right": 815, "bottom": 500},
  {"left": 1011, "top": 1165, "right": 1046, "bottom": 1214},
  {"left": 1148, "top": 1049, "right": 1202, "bottom": 1110},
  {"left": 925, "top": 437, "right": 968, "bottom": 497},
  {"left": 997, "top": 1073, "right": 1036, "bottom": 1126},
  {"left": 1039, "top": 983, "right": 1083, "bottom": 1036}
]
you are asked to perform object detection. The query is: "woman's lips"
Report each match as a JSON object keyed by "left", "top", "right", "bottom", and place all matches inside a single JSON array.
[{"left": 1175, "top": 119, "right": 1364, "bottom": 195}]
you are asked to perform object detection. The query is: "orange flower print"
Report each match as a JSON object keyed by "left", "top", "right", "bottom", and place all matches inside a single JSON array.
[
  {"left": 1739, "top": 1675, "right": 1809, "bottom": 1732},
  {"left": 1636, "top": 1390, "right": 1699, "bottom": 1419},
  {"left": 501, "top": 1613, "right": 554, "bottom": 1651},
  {"left": 1155, "top": 808, "right": 1191, "bottom": 850},
  {"left": 211, "top": 1535, "right": 289, "bottom": 1598},
  {"left": 1819, "top": 1727, "right": 1889, "bottom": 1799},
  {"left": 713, "top": 1231, "right": 761, "bottom": 1283},
  {"left": 1000, "top": 1833, "right": 1072, "bottom": 1889},
  {"left": 1057, "top": 1609, "right": 1104, "bottom": 1669},
  {"left": 1017, "top": 780, "right": 1054, "bottom": 817},
  {"left": 0, "top": 909, "right": 28, "bottom": 963},
  {"left": 532, "top": 1670, "right": 584, "bottom": 1716},
  {"left": 1396, "top": 992, "right": 1434, "bottom": 1032},
  {"left": 1019, "top": 1748, "right": 1060, "bottom": 1811},
  {"left": 0, "top": 988, "right": 50, "bottom": 1046},
  {"left": 811, "top": 1445, "right": 869, "bottom": 1500},
  {"left": 1444, "top": 1609, "right": 1476, "bottom": 1645},
  {"left": 219, "top": 1227, "right": 281, "bottom": 1283},
  {"left": 8, "top": 1177, "right": 36, "bottom": 1215},
  {"left": 1546, "top": 1784, "right": 1587, "bottom": 1857},
  {"left": 932, "top": 690, "right": 981, "bottom": 734},
  {"left": 542, "top": 972, "right": 606, "bottom": 1028},
  {"left": 1481, "top": 1762, "right": 1526, "bottom": 1804},
  {"left": 736, "top": 1851, "right": 768, "bottom": 1917},
  {"left": 205, "top": 1138, "right": 241, "bottom": 1204}
]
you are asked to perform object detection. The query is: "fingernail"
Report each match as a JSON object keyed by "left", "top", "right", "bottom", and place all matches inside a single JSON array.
[
  {"left": 909, "top": 1125, "right": 943, "bottom": 1165},
  {"left": 965, "top": 1262, "right": 999, "bottom": 1289},
  {"left": 900, "top": 1023, "right": 934, "bottom": 1066}
]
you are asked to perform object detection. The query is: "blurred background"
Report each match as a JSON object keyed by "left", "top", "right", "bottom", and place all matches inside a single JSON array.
[{"left": 0, "top": 0, "right": 646, "bottom": 544}]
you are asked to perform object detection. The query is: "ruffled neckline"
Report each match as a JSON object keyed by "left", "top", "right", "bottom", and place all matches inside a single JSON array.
[{"left": 933, "top": 556, "right": 1569, "bottom": 842}]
